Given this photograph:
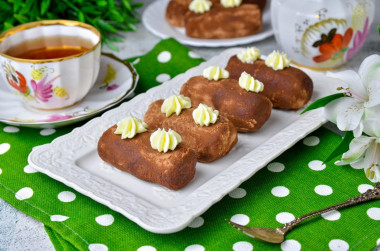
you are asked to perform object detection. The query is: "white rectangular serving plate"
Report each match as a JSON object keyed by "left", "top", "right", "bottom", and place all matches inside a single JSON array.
[{"left": 28, "top": 48, "right": 340, "bottom": 234}]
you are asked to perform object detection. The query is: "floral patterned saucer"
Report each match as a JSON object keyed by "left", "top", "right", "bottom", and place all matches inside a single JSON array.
[{"left": 0, "top": 54, "right": 138, "bottom": 128}]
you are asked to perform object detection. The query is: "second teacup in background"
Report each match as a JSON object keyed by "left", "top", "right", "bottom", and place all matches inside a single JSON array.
[{"left": 0, "top": 20, "right": 101, "bottom": 110}]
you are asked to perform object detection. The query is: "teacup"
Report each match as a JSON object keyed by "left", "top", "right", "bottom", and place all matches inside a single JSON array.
[{"left": 0, "top": 20, "right": 101, "bottom": 110}]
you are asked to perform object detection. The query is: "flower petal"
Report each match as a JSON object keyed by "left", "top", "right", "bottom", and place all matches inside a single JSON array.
[
  {"left": 326, "top": 71, "right": 366, "bottom": 99},
  {"left": 365, "top": 80, "right": 380, "bottom": 108},
  {"left": 358, "top": 54, "right": 380, "bottom": 89},
  {"left": 362, "top": 142, "right": 380, "bottom": 182},
  {"left": 335, "top": 136, "right": 375, "bottom": 165},
  {"left": 363, "top": 119, "right": 380, "bottom": 138},
  {"left": 353, "top": 121, "right": 363, "bottom": 137},
  {"left": 325, "top": 97, "right": 364, "bottom": 132}
]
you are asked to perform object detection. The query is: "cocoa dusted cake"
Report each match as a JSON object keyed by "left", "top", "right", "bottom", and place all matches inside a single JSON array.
[
  {"left": 144, "top": 95, "right": 237, "bottom": 162},
  {"left": 226, "top": 48, "right": 314, "bottom": 110},
  {"left": 98, "top": 117, "right": 197, "bottom": 190},
  {"left": 180, "top": 66, "right": 272, "bottom": 132},
  {"left": 165, "top": 0, "right": 266, "bottom": 39}
]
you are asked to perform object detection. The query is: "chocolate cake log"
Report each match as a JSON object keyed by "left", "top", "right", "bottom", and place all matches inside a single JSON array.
[
  {"left": 185, "top": 4, "right": 262, "bottom": 39},
  {"left": 180, "top": 76, "right": 272, "bottom": 132},
  {"left": 244, "top": 0, "right": 267, "bottom": 11},
  {"left": 165, "top": 0, "right": 192, "bottom": 27},
  {"left": 225, "top": 57, "right": 314, "bottom": 110},
  {"left": 144, "top": 100, "right": 238, "bottom": 162},
  {"left": 98, "top": 126, "right": 197, "bottom": 190}
]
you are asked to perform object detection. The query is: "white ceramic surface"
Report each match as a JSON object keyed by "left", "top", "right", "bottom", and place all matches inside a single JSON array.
[
  {"left": 28, "top": 48, "right": 341, "bottom": 234},
  {"left": 0, "top": 54, "right": 137, "bottom": 128},
  {"left": 142, "top": 0, "right": 274, "bottom": 47},
  {"left": 271, "top": 0, "right": 375, "bottom": 69},
  {"left": 0, "top": 20, "right": 101, "bottom": 109}
]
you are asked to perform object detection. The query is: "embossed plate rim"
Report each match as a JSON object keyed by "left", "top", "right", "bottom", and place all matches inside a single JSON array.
[{"left": 28, "top": 48, "right": 339, "bottom": 233}]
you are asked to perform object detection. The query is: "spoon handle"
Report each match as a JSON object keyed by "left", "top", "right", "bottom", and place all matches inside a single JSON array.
[{"left": 278, "top": 183, "right": 380, "bottom": 235}]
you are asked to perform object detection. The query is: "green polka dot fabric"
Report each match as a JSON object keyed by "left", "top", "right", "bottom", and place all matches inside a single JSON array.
[{"left": 1, "top": 38, "right": 380, "bottom": 250}]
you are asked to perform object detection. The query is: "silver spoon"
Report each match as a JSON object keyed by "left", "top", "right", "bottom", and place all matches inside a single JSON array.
[{"left": 227, "top": 183, "right": 380, "bottom": 243}]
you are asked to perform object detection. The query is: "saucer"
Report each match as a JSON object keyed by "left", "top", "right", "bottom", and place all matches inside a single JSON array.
[{"left": 0, "top": 53, "right": 138, "bottom": 128}]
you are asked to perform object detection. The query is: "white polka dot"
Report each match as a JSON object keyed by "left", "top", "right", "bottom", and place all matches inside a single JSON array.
[
  {"left": 3, "top": 126, "right": 19, "bottom": 133},
  {"left": 367, "top": 208, "right": 380, "bottom": 220},
  {"left": 303, "top": 136, "right": 320, "bottom": 146},
  {"left": 233, "top": 241, "right": 253, "bottom": 251},
  {"left": 315, "top": 185, "right": 333, "bottom": 196},
  {"left": 0, "top": 168, "right": 2, "bottom": 175},
  {"left": 137, "top": 246, "right": 156, "bottom": 251},
  {"left": 156, "top": 73, "right": 170, "bottom": 83},
  {"left": 329, "top": 239, "right": 349, "bottom": 251},
  {"left": 276, "top": 212, "right": 295, "bottom": 224},
  {"left": 89, "top": 244, "right": 108, "bottom": 251},
  {"left": 271, "top": 186, "right": 290, "bottom": 197},
  {"left": 0, "top": 143, "right": 10, "bottom": 155},
  {"left": 58, "top": 191, "right": 76, "bottom": 202},
  {"left": 377, "top": 238, "right": 380, "bottom": 245},
  {"left": 15, "top": 187, "right": 33, "bottom": 200},
  {"left": 281, "top": 239, "right": 301, "bottom": 251},
  {"left": 267, "top": 162, "right": 285, "bottom": 172},
  {"left": 321, "top": 210, "right": 341, "bottom": 221},
  {"left": 231, "top": 214, "right": 250, "bottom": 226},
  {"left": 188, "top": 216, "right": 204, "bottom": 228},
  {"left": 50, "top": 215, "right": 69, "bottom": 222},
  {"left": 308, "top": 160, "right": 326, "bottom": 171},
  {"left": 157, "top": 51, "right": 172, "bottom": 63},
  {"left": 24, "top": 165, "right": 38, "bottom": 174},
  {"left": 40, "top": 128, "right": 56, "bottom": 136},
  {"left": 229, "top": 188, "right": 247, "bottom": 199},
  {"left": 185, "top": 244, "right": 205, "bottom": 251},
  {"left": 189, "top": 51, "right": 201, "bottom": 59},
  {"left": 132, "top": 58, "right": 140, "bottom": 65},
  {"left": 358, "top": 184, "right": 374, "bottom": 193},
  {"left": 95, "top": 214, "right": 114, "bottom": 226}
]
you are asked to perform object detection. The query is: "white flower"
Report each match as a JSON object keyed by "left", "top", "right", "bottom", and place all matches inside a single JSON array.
[
  {"left": 325, "top": 54, "right": 380, "bottom": 137},
  {"left": 335, "top": 119, "right": 380, "bottom": 182}
]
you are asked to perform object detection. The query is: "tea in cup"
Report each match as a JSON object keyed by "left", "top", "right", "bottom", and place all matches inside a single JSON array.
[{"left": 0, "top": 20, "right": 101, "bottom": 110}]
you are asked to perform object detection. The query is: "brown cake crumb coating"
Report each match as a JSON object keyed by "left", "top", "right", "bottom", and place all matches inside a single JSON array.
[
  {"left": 180, "top": 76, "right": 272, "bottom": 132},
  {"left": 98, "top": 127, "right": 197, "bottom": 190},
  {"left": 144, "top": 100, "right": 238, "bottom": 163},
  {"left": 225, "top": 57, "right": 314, "bottom": 110},
  {"left": 185, "top": 4, "right": 261, "bottom": 39},
  {"left": 165, "top": 0, "right": 266, "bottom": 29}
]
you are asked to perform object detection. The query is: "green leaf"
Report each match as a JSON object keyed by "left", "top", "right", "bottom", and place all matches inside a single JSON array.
[
  {"left": 78, "top": 11, "right": 85, "bottom": 22},
  {"left": 41, "top": 0, "right": 51, "bottom": 15},
  {"left": 121, "top": 0, "right": 132, "bottom": 11},
  {"left": 96, "top": 0, "right": 107, "bottom": 7},
  {"left": 13, "top": 14, "right": 28, "bottom": 24},
  {"left": 104, "top": 39, "right": 119, "bottom": 52},
  {"left": 301, "top": 93, "right": 344, "bottom": 114},
  {"left": 378, "top": 26, "right": 380, "bottom": 37},
  {"left": 4, "top": 22, "right": 14, "bottom": 30},
  {"left": 97, "top": 19, "right": 118, "bottom": 33},
  {"left": 324, "top": 131, "right": 354, "bottom": 164}
]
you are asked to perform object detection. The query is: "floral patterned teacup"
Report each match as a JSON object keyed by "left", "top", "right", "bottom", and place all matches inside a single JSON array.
[
  {"left": 0, "top": 20, "right": 101, "bottom": 110},
  {"left": 271, "top": 0, "right": 375, "bottom": 70}
]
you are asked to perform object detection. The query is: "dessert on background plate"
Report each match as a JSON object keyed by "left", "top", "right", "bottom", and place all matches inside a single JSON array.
[{"left": 166, "top": 0, "right": 266, "bottom": 39}]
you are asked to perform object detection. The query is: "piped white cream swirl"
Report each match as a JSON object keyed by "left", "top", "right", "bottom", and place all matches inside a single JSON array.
[
  {"left": 114, "top": 117, "right": 148, "bottom": 139},
  {"left": 161, "top": 95, "right": 191, "bottom": 117},
  {"left": 265, "top": 50, "right": 291, "bottom": 71},
  {"left": 203, "top": 66, "right": 229, "bottom": 81},
  {"left": 238, "top": 72, "right": 264, "bottom": 93},
  {"left": 221, "top": 0, "right": 242, "bottom": 8},
  {"left": 150, "top": 128, "right": 182, "bottom": 153},
  {"left": 192, "top": 103, "right": 219, "bottom": 126},
  {"left": 237, "top": 47, "right": 261, "bottom": 63},
  {"left": 189, "top": 0, "right": 212, "bottom": 13}
]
